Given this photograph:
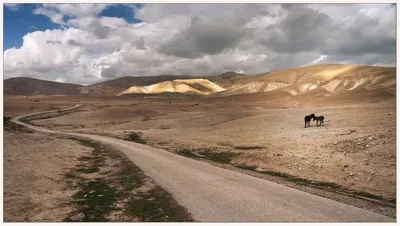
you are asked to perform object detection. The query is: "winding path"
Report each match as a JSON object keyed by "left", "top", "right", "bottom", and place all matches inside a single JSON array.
[{"left": 11, "top": 106, "right": 395, "bottom": 222}]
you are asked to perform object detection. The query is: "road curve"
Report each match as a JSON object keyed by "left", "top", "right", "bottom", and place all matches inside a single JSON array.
[{"left": 11, "top": 107, "right": 395, "bottom": 222}]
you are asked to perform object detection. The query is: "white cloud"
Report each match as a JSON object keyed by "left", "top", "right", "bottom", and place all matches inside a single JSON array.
[
  {"left": 5, "top": 4, "right": 20, "bottom": 11},
  {"left": 37, "top": 3, "right": 111, "bottom": 19},
  {"left": 4, "top": 3, "right": 396, "bottom": 85},
  {"left": 311, "top": 55, "right": 327, "bottom": 64},
  {"left": 33, "top": 7, "right": 67, "bottom": 25}
]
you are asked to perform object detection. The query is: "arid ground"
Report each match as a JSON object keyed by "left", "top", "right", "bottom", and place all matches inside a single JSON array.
[
  {"left": 4, "top": 130, "right": 84, "bottom": 222},
  {"left": 4, "top": 108, "right": 193, "bottom": 222},
  {"left": 4, "top": 64, "right": 397, "bottom": 220},
  {"left": 4, "top": 91, "right": 396, "bottom": 205}
]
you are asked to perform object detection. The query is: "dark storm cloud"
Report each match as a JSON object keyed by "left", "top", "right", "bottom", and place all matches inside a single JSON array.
[
  {"left": 329, "top": 37, "right": 396, "bottom": 56},
  {"left": 254, "top": 3, "right": 395, "bottom": 69},
  {"left": 158, "top": 16, "right": 250, "bottom": 59},
  {"left": 257, "top": 5, "right": 334, "bottom": 53},
  {"left": 321, "top": 16, "right": 396, "bottom": 56},
  {"left": 100, "top": 66, "right": 118, "bottom": 78},
  {"left": 263, "top": 52, "right": 318, "bottom": 71}
]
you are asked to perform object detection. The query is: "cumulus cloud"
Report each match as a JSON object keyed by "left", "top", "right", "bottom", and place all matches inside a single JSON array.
[
  {"left": 3, "top": 3, "right": 396, "bottom": 85},
  {"left": 33, "top": 7, "right": 67, "bottom": 25},
  {"left": 5, "top": 3, "right": 21, "bottom": 11},
  {"left": 35, "top": 3, "right": 111, "bottom": 19},
  {"left": 257, "top": 5, "right": 334, "bottom": 53},
  {"left": 135, "top": 37, "right": 147, "bottom": 50},
  {"left": 158, "top": 16, "right": 250, "bottom": 59}
]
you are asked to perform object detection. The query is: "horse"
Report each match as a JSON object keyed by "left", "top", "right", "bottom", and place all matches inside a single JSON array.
[
  {"left": 314, "top": 115, "right": 325, "bottom": 127},
  {"left": 304, "top": 113, "right": 316, "bottom": 128}
]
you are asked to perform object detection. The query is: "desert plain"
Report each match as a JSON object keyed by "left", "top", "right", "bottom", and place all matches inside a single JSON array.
[{"left": 4, "top": 64, "right": 397, "bottom": 220}]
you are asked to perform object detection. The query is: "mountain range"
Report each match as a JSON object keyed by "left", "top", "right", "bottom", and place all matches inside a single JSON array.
[{"left": 4, "top": 64, "right": 396, "bottom": 98}]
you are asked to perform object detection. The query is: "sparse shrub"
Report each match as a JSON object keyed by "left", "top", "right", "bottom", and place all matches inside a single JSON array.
[
  {"left": 236, "top": 164, "right": 257, "bottom": 171},
  {"left": 177, "top": 149, "right": 200, "bottom": 158},
  {"left": 124, "top": 132, "right": 147, "bottom": 144},
  {"left": 177, "top": 148, "right": 237, "bottom": 164},
  {"left": 200, "top": 151, "right": 235, "bottom": 163},
  {"left": 4, "top": 116, "right": 11, "bottom": 123},
  {"left": 143, "top": 116, "right": 151, "bottom": 121}
]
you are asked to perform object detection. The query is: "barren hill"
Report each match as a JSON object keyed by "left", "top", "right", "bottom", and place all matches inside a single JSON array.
[
  {"left": 4, "top": 77, "right": 83, "bottom": 96},
  {"left": 214, "top": 64, "right": 396, "bottom": 97},
  {"left": 116, "top": 79, "right": 225, "bottom": 96},
  {"left": 4, "top": 64, "right": 396, "bottom": 98},
  {"left": 80, "top": 75, "right": 195, "bottom": 95},
  {"left": 208, "top": 71, "right": 248, "bottom": 89}
]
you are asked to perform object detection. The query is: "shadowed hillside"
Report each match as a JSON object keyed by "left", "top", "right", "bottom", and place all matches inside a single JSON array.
[
  {"left": 208, "top": 71, "right": 248, "bottom": 89},
  {"left": 4, "top": 77, "right": 83, "bottom": 96}
]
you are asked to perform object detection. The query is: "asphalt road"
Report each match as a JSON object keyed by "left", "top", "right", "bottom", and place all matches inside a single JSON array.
[{"left": 11, "top": 107, "right": 396, "bottom": 222}]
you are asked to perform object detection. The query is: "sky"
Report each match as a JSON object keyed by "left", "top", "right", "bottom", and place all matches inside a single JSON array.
[{"left": 3, "top": 3, "right": 397, "bottom": 85}]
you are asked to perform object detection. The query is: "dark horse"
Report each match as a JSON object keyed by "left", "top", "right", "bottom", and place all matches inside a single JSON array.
[
  {"left": 304, "top": 113, "right": 316, "bottom": 128},
  {"left": 314, "top": 115, "right": 325, "bottom": 127}
]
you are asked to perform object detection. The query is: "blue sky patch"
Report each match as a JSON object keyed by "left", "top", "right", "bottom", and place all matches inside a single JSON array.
[
  {"left": 4, "top": 3, "right": 144, "bottom": 51},
  {"left": 100, "top": 4, "right": 143, "bottom": 24},
  {"left": 4, "top": 4, "right": 61, "bottom": 50}
]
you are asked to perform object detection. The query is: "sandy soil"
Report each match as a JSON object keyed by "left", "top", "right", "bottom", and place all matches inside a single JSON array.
[
  {"left": 3, "top": 130, "right": 92, "bottom": 222},
  {"left": 5, "top": 93, "right": 396, "bottom": 202}
]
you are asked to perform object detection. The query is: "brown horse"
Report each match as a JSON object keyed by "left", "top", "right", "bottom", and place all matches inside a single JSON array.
[{"left": 304, "top": 113, "right": 316, "bottom": 128}]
